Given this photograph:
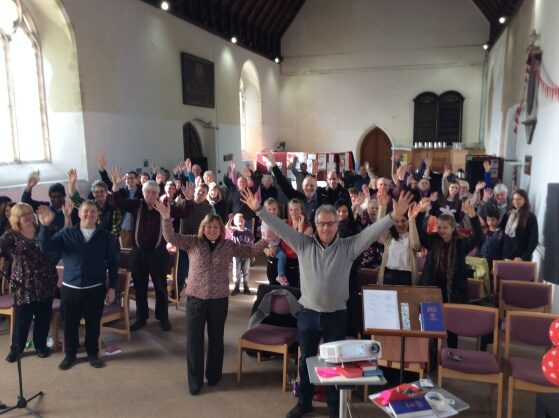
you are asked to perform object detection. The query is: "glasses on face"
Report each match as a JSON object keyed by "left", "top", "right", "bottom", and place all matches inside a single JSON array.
[{"left": 316, "top": 221, "right": 337, "bottom": 228}]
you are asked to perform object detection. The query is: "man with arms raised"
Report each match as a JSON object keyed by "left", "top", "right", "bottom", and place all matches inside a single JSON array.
[
  {"left": 241, "top": 188, "right": 413, "bottom": 418},
  {"left": 38, "top": 202, "right": 118, "bottom": 370},
  {"left": 110, "top": 167, "right": 193, "bottom": 332}
]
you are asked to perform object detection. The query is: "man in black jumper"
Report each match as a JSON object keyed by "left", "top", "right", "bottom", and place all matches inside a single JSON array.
[
  {"left": 38, "top": 201, "right": 118, "bottom": 370},
  {"left": 110, "top": 168, "right": 193, "bottom": 332}
]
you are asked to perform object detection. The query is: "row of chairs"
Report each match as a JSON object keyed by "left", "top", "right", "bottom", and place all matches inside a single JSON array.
[{"left": 438, "top": 304, "right": 559, "bottom": 418}]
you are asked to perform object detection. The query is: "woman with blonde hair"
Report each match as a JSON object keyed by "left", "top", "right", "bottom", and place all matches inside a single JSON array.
[
  {"left": 154, "top": 200, "right": 268, "bottom": 395},
  {"left": 0, "top": 203, "right": 58, "bottom": 362}
]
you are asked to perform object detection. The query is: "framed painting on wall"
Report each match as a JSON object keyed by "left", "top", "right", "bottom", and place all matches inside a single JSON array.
[{"left": 181, "top": 52, "right": 215, "bottom": 108}]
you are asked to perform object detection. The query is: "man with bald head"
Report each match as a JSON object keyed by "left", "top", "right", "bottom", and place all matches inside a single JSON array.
[{"left": 320, "top": 170, "right": 351, "bottom": 207}]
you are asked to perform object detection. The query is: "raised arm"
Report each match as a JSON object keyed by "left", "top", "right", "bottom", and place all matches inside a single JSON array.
[
  {"left": 21, "top": 173, "right": 48, "bottom": 210},
  {"left": 461, "top": 201, "right": 484, "bottom": 254},
  {"left": 110, "top": 166, "right": 140, "bottom": 212},
  {"left": 346, "top": 192, "right": 413, "bottom": 258},
  {"left": 241, "top": 188, "right": 306, "bottom": 251},
  {"left": 264, "top": 151, "right": 303, "bottom": 200},
  {"left": 154, "top": 200, "right": 195, "bottom": 251},
  {"left": 37, "top": 206, "right": 64, "bottom": 252}
]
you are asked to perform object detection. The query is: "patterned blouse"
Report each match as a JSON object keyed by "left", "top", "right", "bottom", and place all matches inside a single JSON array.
[
  {"left": 0, "top": 229, "right": 58, "bottom": 305},
  {"left": 162, "top": 219, "right": 267, "bottom": 299}
]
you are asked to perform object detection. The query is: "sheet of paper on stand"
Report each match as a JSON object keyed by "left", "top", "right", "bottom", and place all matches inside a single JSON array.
[{"left": 363, "top": 289, "right": 401, "bottom": 330}]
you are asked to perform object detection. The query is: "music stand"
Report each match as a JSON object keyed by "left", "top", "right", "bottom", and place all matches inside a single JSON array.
[
  {"left": 362, "top": 285, "right": 445, "bottom": 383},
  {"left": 0, "top": 276, "right": 45, "bottom": 417}
]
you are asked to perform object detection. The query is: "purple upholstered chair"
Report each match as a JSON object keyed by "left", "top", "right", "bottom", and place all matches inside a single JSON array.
[
  {"left": 499, "top": 280, "right": 552, "bottom": 321},
  {"left": 504, "top": 311, "right": 559, "bottom": 418},
  {"left": 238, "top": 294, "right": 298, "bottom": 391},
  {"left": 492, "top": 260, "right": 537, "bottom": 303},
  {"left": 438, "top": 304, "right": 503, "bottom": 418}
]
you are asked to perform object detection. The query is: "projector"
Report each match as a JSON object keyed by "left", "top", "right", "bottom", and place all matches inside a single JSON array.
[{"left": 319, "top": 339, "right": 382, "bottom": 363}]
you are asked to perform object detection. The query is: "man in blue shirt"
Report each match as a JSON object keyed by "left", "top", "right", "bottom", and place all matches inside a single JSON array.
[{"left": 39, "top": 201, "right": 118, "bottom": 370}]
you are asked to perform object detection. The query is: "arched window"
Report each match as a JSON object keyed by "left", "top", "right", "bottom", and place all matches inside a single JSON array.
[
  {"left": 239, "top": 61, "right": 262, "bottom": 161},
  {"left": 0, "top": 0, "right": 49, "bottom": 164}
]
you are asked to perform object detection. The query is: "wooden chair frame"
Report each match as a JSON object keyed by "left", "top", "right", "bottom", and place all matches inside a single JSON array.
[
  {"left": 492, "top": 260, "right": 537, "bottom": 303},
  {"left": 98, "top": 270, "right": 132, "bottom": 349},
  {"left": 504, "top": 311, "right": 559, "bottom": 418},
  {"left": 237, "top": 336, "right": 297, "bottom": 392},
  {"left": 438, "top": 304, "right": 503, "bottom": 418}
]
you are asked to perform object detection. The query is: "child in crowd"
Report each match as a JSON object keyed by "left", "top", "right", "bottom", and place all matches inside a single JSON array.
[
  {"left": 479, "top": 208, "right": 505, "bottom": 270},
  {"left": 260, "top": 199, "right": 289, "bottom": 286},
  {"left": 226, "top": 213, "right": 254, "bottom": 295}
]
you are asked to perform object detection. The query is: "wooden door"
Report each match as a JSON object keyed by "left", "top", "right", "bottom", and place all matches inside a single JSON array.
[{"left": 359, "top": 127, "right": 392, "bottom": 178}]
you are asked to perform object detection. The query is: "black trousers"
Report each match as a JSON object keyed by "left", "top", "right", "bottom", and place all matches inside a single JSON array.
[
  {"left": 130, "top": 247, "right": 170, "bottom": 322},
  {"left": 61, "top": 285, "right": 105, "bottom": 357},
  {"left": 11, "top": 298, "right": 53, "bottom": 353},
  {"left": 185, "top": 296, "right": 228, "bottom": 392}
]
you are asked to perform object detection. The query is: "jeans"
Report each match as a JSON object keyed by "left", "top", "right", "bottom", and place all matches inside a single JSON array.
[
  {"left": 276, "top": 247, "right": 287, "bottom": 276},
  {"left": 297, "top": 308, "right": 347, "bottom": 412},
  {"left": 232, "top": 257, "right": 250, "bottom": 286}
]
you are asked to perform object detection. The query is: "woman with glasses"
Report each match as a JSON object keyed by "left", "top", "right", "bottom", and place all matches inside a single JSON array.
[{"left": 1, "top": 203, "right": 58, "bottom": 362}]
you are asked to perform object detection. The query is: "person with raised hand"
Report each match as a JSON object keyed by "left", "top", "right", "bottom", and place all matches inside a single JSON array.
[
  {"left": 414, "top": 200, "right": 483, "bottom": 305},
  {"left": 38, "top": 201, "right": 118, "bottom": 370},
  {"left": 240, "top": 187, "right": 413, "bottom": 418},
  {"left": 1, "top": 203, "right": 58, "bottom": 363},
  {"left": 110, "top": 166, "right": 193, "bottom": 332},
  {"left": 153, "top": 198, "right": 268, "bottom": 395}
]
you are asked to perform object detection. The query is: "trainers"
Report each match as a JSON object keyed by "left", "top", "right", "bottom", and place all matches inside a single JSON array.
[
  {"left": 242, "top": 285, "right": 251, "bottom": 295},
  {"left": 130, "top": 320, "right": 147, "bottom": 332},
  {"left": 160, "top": 319, "right": 172, "bottom": 331},
  {"left": 58, "top": 354, "right": 76, "bottom": 370},
  {"left": 276, "top": 275, "right": 289, "bottom": 286},
  {"left": 286, "top": 403, "right": 313, "bottom": 418},
  {"left": 88, "top": 356, "right": 104, "bottom": 368},
  {"left": 230, "top": 287, "right": 240, "bottom": 296},
  {"left": 5, "top": 350, "right": 18, "bottom": 363},
  {"left": 36, "top": 347, "right": 51, "bottom": 358}
]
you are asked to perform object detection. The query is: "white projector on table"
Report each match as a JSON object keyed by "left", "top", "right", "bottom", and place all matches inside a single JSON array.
[{"left": 319, "top": 339, "right": 382, "bottom": 363}]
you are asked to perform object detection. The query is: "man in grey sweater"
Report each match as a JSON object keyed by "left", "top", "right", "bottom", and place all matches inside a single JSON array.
[{"left": 241, "top": 189, "right": 413, "bottom": 418}]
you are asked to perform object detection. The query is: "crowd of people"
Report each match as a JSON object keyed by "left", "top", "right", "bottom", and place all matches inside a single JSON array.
[{"left": 0, "top": 149, "right": 539, "bottom": 418}]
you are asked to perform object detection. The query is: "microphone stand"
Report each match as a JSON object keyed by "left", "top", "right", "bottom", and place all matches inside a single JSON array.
[{"left": 0, "top": 274, "right": 44, "bottom": 417}]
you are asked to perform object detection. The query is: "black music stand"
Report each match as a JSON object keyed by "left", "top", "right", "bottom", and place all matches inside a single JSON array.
[{"left": 0, "top": 276, "right": 45, "bottom": 417}]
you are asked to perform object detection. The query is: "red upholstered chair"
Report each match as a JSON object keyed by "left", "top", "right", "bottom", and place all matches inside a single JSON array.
[
  {"left": 438, "top": 304, "right": 503, "bottom": 418},
  {"left": 492, "top": 260, "right": 537, "bottom": 303},
  {"left": 504, "top": 311, "right": 559, "bottom": 418},
  {"left": 238, "top": 294, "right": 298, "bottom": 391},
  {"left": 498, "top": 280, "right": 552, "bottom": 320}
]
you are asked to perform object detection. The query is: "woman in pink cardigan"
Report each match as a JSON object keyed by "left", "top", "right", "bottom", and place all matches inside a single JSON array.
[{"left": 154, "top": 200, "right": 268, "bottom": 395}]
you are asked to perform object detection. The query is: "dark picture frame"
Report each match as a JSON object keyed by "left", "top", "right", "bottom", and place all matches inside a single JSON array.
[{"left": 181, "top": 52, "right": 215, "bottom": 108}]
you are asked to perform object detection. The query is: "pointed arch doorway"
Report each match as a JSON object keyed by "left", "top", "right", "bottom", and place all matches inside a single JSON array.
[{"left": 359, "top": 127, "right": 392, "bottom": 178}]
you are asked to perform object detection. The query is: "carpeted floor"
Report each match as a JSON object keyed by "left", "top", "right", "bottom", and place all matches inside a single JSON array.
[{"left": 0, "top": 256, "right": 538, "bottom": 417}]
